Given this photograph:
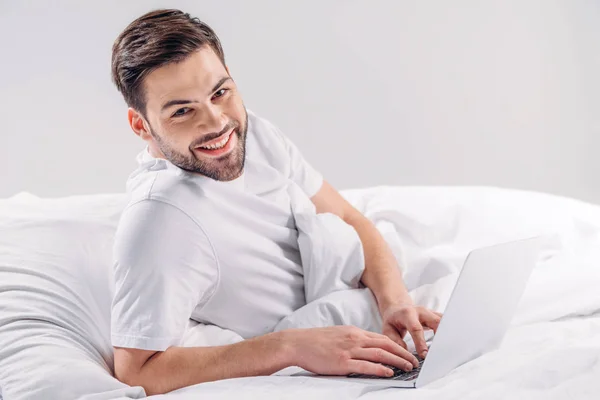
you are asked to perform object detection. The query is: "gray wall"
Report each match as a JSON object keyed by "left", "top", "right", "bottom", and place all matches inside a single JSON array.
[{"left": 1, "top": 0, "right": 599, "bottom": 203}]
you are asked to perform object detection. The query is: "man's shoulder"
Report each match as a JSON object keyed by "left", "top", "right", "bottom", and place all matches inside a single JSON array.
[
  {"left": 246, "top": 110, "right": 294, "bottom": 175},
  {"left": 125, "top": 158, "right": 208, "bottom": 215},
  {"left": 115, "top": 193, "right": 214, "bottom": 262},
  {"left": 247, "top": 110, "right": 288, "bottom": 149}
]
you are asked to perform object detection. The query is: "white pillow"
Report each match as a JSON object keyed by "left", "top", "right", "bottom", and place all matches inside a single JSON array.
[{"left": 0, "top": 193, "right": 145, "bottom": 400}]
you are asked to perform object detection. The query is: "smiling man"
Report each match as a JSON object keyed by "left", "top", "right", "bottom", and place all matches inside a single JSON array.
[{"left": 110, "top": 9, "right": 441, "bottom": 395}]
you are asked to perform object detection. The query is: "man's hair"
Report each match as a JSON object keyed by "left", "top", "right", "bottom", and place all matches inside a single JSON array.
[{"left": 111, "top": 9, "right": 225, "bottom": 115}]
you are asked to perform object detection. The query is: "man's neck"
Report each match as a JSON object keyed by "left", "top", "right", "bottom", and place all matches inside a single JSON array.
[{"left": 148, "top": 143, "right": 166, "bottom": 159}]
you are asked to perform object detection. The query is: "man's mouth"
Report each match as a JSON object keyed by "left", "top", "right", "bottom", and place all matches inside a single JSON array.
[{"left": 194, "top": 129, "right": 236, "bottom": 157}]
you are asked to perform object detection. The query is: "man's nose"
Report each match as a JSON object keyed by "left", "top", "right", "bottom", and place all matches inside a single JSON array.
[{"left": 201, "top": 104, "right": 226, "bottom": 133}]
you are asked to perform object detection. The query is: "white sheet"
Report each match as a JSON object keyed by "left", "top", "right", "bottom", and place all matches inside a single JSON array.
[{"left": 1, "top": 186, "right": 599, "bottom": 400}]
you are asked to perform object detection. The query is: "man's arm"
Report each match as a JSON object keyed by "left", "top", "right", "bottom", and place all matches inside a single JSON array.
[
  {"left": 115, "top": 326, "right": 419, "bottom": 395},
  {"left": 310, "top": 181, "right": 442, "bottom": 357},
  {"left": 114, "top": 331, "right": 290, "bottom": 396}
]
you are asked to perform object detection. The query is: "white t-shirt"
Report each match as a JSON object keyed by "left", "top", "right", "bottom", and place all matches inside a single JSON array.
[{"left": 111, "top": 110, "right": 324, "bottom": 351}]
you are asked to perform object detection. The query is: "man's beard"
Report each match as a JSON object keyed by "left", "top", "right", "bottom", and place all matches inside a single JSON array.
[{"left": 150, "top": 113, "right": 248, "bottom": 182}]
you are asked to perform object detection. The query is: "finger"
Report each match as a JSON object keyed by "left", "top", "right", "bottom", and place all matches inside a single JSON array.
[
  {"left": 351, "top": 348, "right": 414, "bottom": 372},
  {"left": 433, "top": 311, "right": 443, "bottom": 318},
  {"left": 365, "top": 329, "right": 406, "bottom": 343},
  {"left": 364, "top": 330, "right": 412, "bottom": 357},
  {"left": 382, "top": 327, "right": 408, "bottom": 350},
  {"left": 406, "top": 320, "right": 428, "bottom": 358},
  {"left": 365, "top": 330, "right": 404, "bottom": 341},
  {"left": 364, "top": 337, "right": 419, "bottom": 368},
  {"left": 421, "top": 312, "right": 442, "bottom": 334},
  {"left": 346, "top": 359, "right": 394, "bottom": 378}
]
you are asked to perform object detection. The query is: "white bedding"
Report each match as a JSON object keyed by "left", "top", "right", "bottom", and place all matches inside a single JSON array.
[
  {"left": 155, "top": 316, "right": 600, "bottom": 400},
  {"left": 1, "top": 186, "right": 599, "bottom": 399}
]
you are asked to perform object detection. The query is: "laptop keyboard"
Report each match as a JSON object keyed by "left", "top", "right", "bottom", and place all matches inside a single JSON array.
[{"left": 348, "top": 354, "right": 425, "bottom": 381}]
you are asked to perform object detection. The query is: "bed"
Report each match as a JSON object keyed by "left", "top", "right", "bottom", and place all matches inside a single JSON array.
[{"left": 1, "top": 186, "right": 599, "bottom": 399}]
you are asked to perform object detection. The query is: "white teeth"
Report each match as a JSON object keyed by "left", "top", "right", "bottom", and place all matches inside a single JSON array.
[{"left": 200, "top": 133, "right": 230, "bottom": 150}]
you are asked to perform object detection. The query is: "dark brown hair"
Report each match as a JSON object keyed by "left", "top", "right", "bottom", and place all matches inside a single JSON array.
[{"left": 111, "top": 9, "right": 225, "bottom": 115}]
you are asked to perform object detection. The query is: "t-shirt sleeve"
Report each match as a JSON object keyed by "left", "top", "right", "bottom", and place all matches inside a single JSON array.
[
  {"left": 270, "top": 123, "right": 324, "bottom": 198},
  {"left": 111, "top": 199, "right": 218, "bottom": 351}
]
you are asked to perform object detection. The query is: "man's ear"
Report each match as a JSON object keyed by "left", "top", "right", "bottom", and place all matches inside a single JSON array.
[{"left": 127, "top": 108, "right": 153, "bottom": 141}]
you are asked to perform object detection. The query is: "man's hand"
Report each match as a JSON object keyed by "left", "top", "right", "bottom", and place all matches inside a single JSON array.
[
  {"left": 309, "top": 181, "right": 442, "bottom": 359},
  {"left": 380, "top": 303, "right": 443, "bottom": 358},
  {"left": 285, "top": 326, "right": 420, "bottom": 377}
]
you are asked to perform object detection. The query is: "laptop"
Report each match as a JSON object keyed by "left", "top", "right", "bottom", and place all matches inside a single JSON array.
[{"left": 312, "top": 235, "right": 549, "bottom": 388}]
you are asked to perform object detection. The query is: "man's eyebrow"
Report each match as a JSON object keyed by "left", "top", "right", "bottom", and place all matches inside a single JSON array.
[
  {"left": 210, "top": 77, "right": 232, "bottom": 94},
  {"left": 161, "top": 99, "right": 198, "bottom": 112},
  {"left": 160, "top": 77, "right": 232, "bottom": 112}
]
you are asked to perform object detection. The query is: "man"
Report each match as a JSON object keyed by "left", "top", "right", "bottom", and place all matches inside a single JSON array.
[{"left": 110, "top": 9, "right": 441, "bottom": 395}]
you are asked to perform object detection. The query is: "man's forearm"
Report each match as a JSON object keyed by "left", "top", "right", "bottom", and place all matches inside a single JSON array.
[
  {"left": 344, "top": 212, "right": 412, "bottom": 311},
  {"left": 309, "top": 181, "right": 411, "bottom": 310},
  {"left": 119, "top": 331, "right": 294, "bottom": 395}
]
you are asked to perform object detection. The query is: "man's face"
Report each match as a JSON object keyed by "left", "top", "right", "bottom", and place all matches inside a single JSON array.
[{"left": 132, "top": 46, "right": 248, "bottom": 181}]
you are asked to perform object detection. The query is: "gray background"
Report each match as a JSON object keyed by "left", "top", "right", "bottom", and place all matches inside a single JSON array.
[{"left": 1, "top": 0, "right": 598, "bottom": 203}]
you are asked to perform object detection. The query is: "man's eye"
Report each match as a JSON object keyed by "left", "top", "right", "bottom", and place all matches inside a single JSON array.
[
  {"left": 212, "top": 88, "right": 228, "bottom": 99},
  {"left": 172, "top": 108, "right": 191, "bottom": 117}
]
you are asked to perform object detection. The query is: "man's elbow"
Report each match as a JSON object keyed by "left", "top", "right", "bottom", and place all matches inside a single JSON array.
[
  {"left": 115, "top": 365, "right": 167, "bottom": 396},
  {"left": 115, "top": 369, "right": 141, "bottom": 391},
  {"left": 114, "top": 348, "right": 166, "bottom": 395}
]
